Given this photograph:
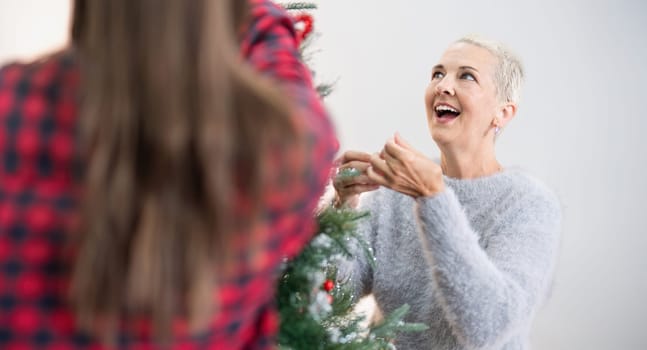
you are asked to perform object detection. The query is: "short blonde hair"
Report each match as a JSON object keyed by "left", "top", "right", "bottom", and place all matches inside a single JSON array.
[{"left": 455, "top": 35, "right": 524, "bottom": 104}]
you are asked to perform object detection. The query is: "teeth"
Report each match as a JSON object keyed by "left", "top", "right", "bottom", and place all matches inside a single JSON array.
[{"left": 435, "top": 105, "right": 459, "bottom": 113}]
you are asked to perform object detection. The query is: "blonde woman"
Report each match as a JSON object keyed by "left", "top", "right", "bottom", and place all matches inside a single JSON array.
[{"left": 334, "top": 36, "right": 561, "bottom": 350}]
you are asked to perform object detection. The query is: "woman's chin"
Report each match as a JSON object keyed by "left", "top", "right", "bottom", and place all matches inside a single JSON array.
[{"left": 430, "top": 130, "right": 453, "bottom": 146}]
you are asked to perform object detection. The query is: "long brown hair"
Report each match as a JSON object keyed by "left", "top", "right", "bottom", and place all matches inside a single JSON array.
[{"left": 70, "top": 0, "right": 300, "bottom": 339}]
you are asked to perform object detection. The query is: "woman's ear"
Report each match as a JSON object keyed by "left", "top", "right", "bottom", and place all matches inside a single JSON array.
[{"left": 497, "top": 102, "right": 517, "bottom": 128}]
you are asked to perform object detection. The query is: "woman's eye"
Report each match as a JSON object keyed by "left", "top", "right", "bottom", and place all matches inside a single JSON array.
[
  {"left": 461, "top": 72, "right": 476, "bottom": 81},
  {"left": 432, "top": 71, "right": 444, "bottom": 79}
]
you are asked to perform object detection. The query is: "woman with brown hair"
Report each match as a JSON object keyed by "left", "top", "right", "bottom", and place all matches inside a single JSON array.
[{"left": 0, "top": 0, "right": 336, "bottom": 348}]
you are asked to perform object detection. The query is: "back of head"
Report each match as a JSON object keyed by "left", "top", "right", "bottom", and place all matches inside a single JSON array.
[
  {"left": 70, "top": 0, "right": 298, "bottom": 340},
  {"left": 455, "top": 35, "right": 524, "bottom": 104}
]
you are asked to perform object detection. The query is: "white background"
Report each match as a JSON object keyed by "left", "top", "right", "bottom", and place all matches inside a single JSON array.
[{"left": 1, "top": 1, "right": 646, "bottom": 349}]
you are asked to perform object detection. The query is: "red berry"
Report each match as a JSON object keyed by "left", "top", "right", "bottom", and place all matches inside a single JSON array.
[{"left": 323, "top": 279, "right": 334, "bottom": 292}]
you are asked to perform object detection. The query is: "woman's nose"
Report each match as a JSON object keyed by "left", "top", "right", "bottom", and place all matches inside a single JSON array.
[{"left": 435, "top": 78, "right": 455, "bottom": 96}]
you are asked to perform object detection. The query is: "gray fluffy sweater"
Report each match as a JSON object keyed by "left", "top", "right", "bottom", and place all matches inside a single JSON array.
[{"left": 339, "top": 168, "right": 561, "bottom": 350}]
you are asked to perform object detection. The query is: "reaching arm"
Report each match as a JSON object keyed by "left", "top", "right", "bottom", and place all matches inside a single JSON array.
[{"left": 241, "top": 0, "right": 338, "bottom": 260}]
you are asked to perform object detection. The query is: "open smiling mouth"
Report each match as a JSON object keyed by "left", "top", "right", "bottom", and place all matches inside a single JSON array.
[{"left": 434, "top": 105, "right": 461, "bottom": 121}]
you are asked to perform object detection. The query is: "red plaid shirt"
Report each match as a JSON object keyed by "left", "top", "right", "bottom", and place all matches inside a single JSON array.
[{"left": 0, "top": 0, "right": 337, "bottom": 348}]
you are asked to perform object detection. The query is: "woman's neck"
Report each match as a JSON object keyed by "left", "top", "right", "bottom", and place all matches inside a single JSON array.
[{"left": 439, "top": 148, "right": 501, "bottom": 179}]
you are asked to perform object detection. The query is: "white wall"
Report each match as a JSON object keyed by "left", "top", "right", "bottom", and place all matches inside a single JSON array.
[
  {"left": 0, "top": 0, "right": 70, "bottom": 62},
  {"left": 1, "top": 1, "right": 646, "bottom": 349},
  {"left": 312, "top": 1, "right": 647, "bottom": 349}
]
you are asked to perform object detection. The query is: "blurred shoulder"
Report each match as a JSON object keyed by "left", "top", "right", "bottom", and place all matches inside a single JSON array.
[
  {"left": 0, "top": 50, "right": 77, "bottom": 100},
  {"left": 1, "top": 50, "right": 75, "bottom": 73}
]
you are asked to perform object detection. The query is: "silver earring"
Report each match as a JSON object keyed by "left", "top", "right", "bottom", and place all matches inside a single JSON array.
[{"left": 495, "top": 126, "right": 500, "bottom": 135}]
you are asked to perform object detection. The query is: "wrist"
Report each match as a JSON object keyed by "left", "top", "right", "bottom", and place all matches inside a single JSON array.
[{"left": 419, "top": 183, "right": 445, "bottom": 198}]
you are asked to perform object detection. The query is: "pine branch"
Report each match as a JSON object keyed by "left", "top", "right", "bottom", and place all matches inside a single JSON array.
[
  {"left": 370, "top": 305, "right": 429, "bottom": 340},
  {"left": 317, "top": 83, "right": 335, "bottom": 99},
  {"left": 278, "top": 207, "right": 427, "bottom": 349}
]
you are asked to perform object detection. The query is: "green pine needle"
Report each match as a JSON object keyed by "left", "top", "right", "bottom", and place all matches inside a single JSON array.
[
  {"left": 370, "top": 305, "right": 429, "bottom": 339},
  {"left": 315, "top": 81, "right": 335, "bottom": 99}
]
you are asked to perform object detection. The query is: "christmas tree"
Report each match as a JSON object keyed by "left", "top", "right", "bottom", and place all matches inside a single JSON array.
[{"left": 276, "top": 3, "right": 428, "bottom": 349}]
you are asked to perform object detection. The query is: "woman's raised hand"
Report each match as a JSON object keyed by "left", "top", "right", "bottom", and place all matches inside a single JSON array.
[
  {"left": 368, "top": 133, "right": 445, "bottom": 198},
  {"left": 332, "top": 150, "right": 380, "bottom": 208}
]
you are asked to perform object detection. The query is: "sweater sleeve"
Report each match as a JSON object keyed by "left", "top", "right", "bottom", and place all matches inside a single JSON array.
[
  {"left": 415, "top": 186, "right": 561, "bottom": 349},
  {"left": 336, "top": 189, "right": 383, "bottom": 300}
]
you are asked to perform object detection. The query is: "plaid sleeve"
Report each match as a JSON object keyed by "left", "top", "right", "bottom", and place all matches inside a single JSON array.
[
  {"left": 241, "top": 0, "right": 317, "bottom": 90},
  {"left": 241, "top": 0, "right": 338, "bottom": 260}
]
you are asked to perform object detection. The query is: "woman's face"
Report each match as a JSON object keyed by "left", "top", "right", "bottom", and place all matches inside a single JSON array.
[{"left": 424, "top": 42, "right": 502, "bottom": 150}]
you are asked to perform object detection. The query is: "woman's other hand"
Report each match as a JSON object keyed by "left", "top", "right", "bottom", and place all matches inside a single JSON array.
[
  {"left": 368, "top": 133, "right": 444, "bottom": 198},
  {"left": 332, "top": 151, "right": 380, "bottom": 208}
]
